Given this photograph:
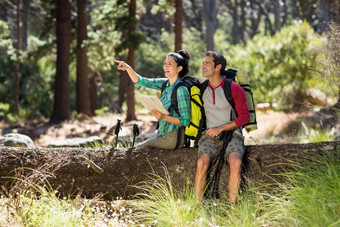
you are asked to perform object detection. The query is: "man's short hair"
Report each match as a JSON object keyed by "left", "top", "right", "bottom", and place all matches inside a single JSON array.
[{"left": 206, "top": 51, "right": 227, "bottom": 74}]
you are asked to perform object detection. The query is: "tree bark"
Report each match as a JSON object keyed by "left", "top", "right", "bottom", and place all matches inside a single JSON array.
[
  {"left": 273, "top": 0, "right": 281, "bottom": 32},
  {"left": 186, "top": 0, "right": 203, "bottom": 33},
  {"left": 50, "top": 0, "right": 71, "bottom": 123},
  {"left": 126, "top": 51, "right": 137, "bottom": 121},
  {"left": 229, "top": 0, "right": 239, "bottom": 45},
  {"left": 254, "top": 0, "right": 274, "bottom": 36},
  {"left": 249, "top": 0, "right": 262, "bottom": 39},
  {"left": 125, "top": 0, "right": 137, "bottom": 121},
  {"left": 202, "top": 0, "right": 216, "bottom": 50},
  {"left": 174, "top": 0, "right": 183, "bottom": 51},
  {"left": 21, "top": 0, "right": 29, "bottom": 51},
  {"left": 0, "top": 142, "right": 338, "bottom": 201},
  {"left": 13, "top": 0, "right": 20, "bottom": 116},
  {"left": 319, "top": 0, "right": 330, "bottom": 33},
  {"left": 76, "top": 0, "right": 91, "bottom": 116},
  {"left": 0, "top": 2, "right": 6, "bottom": 21},
  {"left": 239, "top": 0, "right": 246, "bottom": 43},
  {"left": 282, "top": 0, "right": 288, "bottom": 27}
]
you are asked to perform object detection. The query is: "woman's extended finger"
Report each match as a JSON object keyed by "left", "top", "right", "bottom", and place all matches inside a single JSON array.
[
  {"left": 114, "top": 60, "right": 124, "bottom": 66},
  {"left": 114, "top": 60, "right": 127, "bottom": 70},
  {"left": 114, "top": 59, "right": 123, "bottom": 64}
]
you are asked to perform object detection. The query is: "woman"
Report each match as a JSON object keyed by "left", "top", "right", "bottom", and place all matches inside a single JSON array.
[{"left": 114, "top": 50, "right": 191, "bottom": 149}]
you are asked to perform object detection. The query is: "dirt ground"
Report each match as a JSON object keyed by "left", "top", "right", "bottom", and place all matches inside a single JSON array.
[{"left": 0, "top": 110, "right": 338, "bottom": 147}]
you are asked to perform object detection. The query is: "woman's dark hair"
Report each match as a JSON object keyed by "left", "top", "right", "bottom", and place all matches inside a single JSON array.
[
  {"left": 167, "top": 50, "right": 190, "bottom": 78},
  {"left": 206, "top": 51, "right": 227, "bottom": 75}
]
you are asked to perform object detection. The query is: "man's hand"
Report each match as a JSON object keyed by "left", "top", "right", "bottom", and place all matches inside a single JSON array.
[
  {"left": 206, "top": 127, "right": 223, "bottom": 138},
  {"left": 206, "top": 121, "right": 239, "bottom": 138},
  {"left": 151, "top": 109, "right": 165, "bottom": 120}
]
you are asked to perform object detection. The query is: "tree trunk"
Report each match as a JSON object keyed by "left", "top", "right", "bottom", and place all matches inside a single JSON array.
[
  {"left": 174, "top": 0, "right": 183, "bottom": 51},
  {"left": 239, "top": 0, "right": 246, "bottom": 43},
  {"left": 254, "top": 0, "right": 274, "bottom": 36},
  {"left": 230, "top": 0, "right": 239, "bottom": 44},
  {"left": 0, "top": 2, "right": 6, "bottom": 21},
  {"left": 186, "top": 0, "right": 203, "bottom": 33},
  {"left": 282, "top": 0, "right": 288, "bottom": 27},
  {"left": 50, "top": 0, "right": 71, "bottom": 123},
  {"left": 126, "top": 51, "right": 137, "bottom": 121},
  {"left": 76, "top": 0, "right": 91, "bottom": 116},
  {"left": 125, "top": 0, "right": 137, "bottom": 121},
  {"left": 21, "top": 0, "right": 29, "bottom": 51},
  {"left": 0, "top": 142, "right": 338, "bottom": 200},
  {"left": 273, "top": 0, "right": 281, "bottom": 32},
  {"left": 249, "top": 0, "right": 262, "bottom": 39},
  {"left": 202, "top": 0, "right": 216, "bottom": 50},
  {"left": 334, "top": 0, "right": 340, "bottom": 23},
  {"left": 13, "top": 0, "right": 20, "bottom": 116},
  {"left": 319, "top": 0, "right": 330, "bottom": 33}
]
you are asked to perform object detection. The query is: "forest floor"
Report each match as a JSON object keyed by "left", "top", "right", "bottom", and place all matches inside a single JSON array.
[{"left": 0, "top": 109, "right": 339, "bottom": 147}]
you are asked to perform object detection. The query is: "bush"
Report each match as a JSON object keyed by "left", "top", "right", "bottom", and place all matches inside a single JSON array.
[{"left": 230, "top": 21, "right": 326, "bottom": 111}]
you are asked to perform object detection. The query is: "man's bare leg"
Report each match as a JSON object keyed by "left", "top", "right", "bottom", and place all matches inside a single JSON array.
[
  {"left": 227, "top": 152, "right": 243, "bottom": 204},
  {"left": 194, "top": 154, "right": 211, "bottom": 203}
]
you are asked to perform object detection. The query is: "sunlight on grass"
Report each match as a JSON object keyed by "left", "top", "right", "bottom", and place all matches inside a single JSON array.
[
  {"left": 133, "top": 150, "right": 340, "bottom": 226},
  {"left": 281, "top": 151, "right": 340, "bottom": 226},
  {"left": 133, "top": 166, "right": 199, "bottom": 226},
  {"left": 132, "top": 166, "right": 292, "bottom": 226},
  {"left": 300, "top": 121, "right": 337, "bottom": 143},
  {"left": 1, "top": 149, "right": 339, "bottom": 226},
  {"left": 0, "top": 168, "right": 85, "bottom": 226},
  {"left": 0, "top": 168, "right": 135, "bottom": 227}
]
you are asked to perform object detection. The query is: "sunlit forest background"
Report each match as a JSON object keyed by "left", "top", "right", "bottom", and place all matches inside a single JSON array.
[{"left": 0, "top": 0, "right": 338, "bottom": 125}]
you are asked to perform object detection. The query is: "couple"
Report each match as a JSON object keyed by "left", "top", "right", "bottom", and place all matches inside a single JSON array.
[{"left": 114, "top": 50, "right": 249, "bottom": 204}]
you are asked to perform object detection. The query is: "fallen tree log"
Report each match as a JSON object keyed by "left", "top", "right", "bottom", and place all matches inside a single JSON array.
[{"left": 0, "top": 141, "right": 339, "bottom": 200}]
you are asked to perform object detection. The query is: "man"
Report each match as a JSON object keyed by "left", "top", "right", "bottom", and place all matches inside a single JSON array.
[{"left": 195, "top": 51, "right": 249, "bottom": 204}]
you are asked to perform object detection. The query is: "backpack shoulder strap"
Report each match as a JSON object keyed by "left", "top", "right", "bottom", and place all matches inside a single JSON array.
[
  {"left": 170, "top": 82, "right": 183, "bottom": 116},
  {"left": 223, "top": 78, "right": 235, "bottom": 109},
  {"left": 161, "top": 80, "right": 168, "bottom": 93},
  {"left": 161, "top": 79, "right": 180, "bottom": 115},
  {"left": 200, "top": 80, "right": 209, "bottom": 97}
]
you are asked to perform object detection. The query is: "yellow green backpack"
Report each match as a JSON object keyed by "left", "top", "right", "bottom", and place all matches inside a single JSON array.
[{"left": 161, "top": 76, "right": 205, "bottom": 148}]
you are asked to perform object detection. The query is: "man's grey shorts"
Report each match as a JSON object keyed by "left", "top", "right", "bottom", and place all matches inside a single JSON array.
[{"left": 198, "top": 130, "right": 245, "bottom": 161}]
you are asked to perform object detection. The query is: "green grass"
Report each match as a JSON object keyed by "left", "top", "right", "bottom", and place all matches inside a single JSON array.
[
  {"left": 0, "top": 168, "right": 135, "bottom": 226},
  {"left": 133, "top": 151, "right": 340, "bottom": 226},
  {"left": 281, "top": 152, "right": 340, "bottom": 226},
  {"left": 133, "top": 172, "right": 293, "bottom": 226},
  {"left": 300, "top": 122, "right": 337, "bottom": 143},
  {"left": 1, "top": 150, "right": 340, "bottom": 226},
  {"left": 133, "top": 166, "right": 199, "bottom": 226}
]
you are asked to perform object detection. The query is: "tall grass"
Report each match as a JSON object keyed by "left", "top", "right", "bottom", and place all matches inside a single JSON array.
[
  {"left": 300, "top": 122, "right": 337, "bottom": 143},
  {"left": 0, "top": 168, "right": 84, "bottom": 226},
  {"left": 0, "top": 168, "right": 135, "bottom": 226},
  {"left": 282, "top": 151, "right": 340, "bottom": 226},
  {"left": 133, "top": 166, "right": 199, "bottom": 226},
  {"left": 133, "top": 174, "right": 294, "bottom": 226},
  {"left": 134, "top": 150, "right": 340, "bottom": 226},
  {"left": 1, "top": 149, "right": 339, "bottom": 226}
]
